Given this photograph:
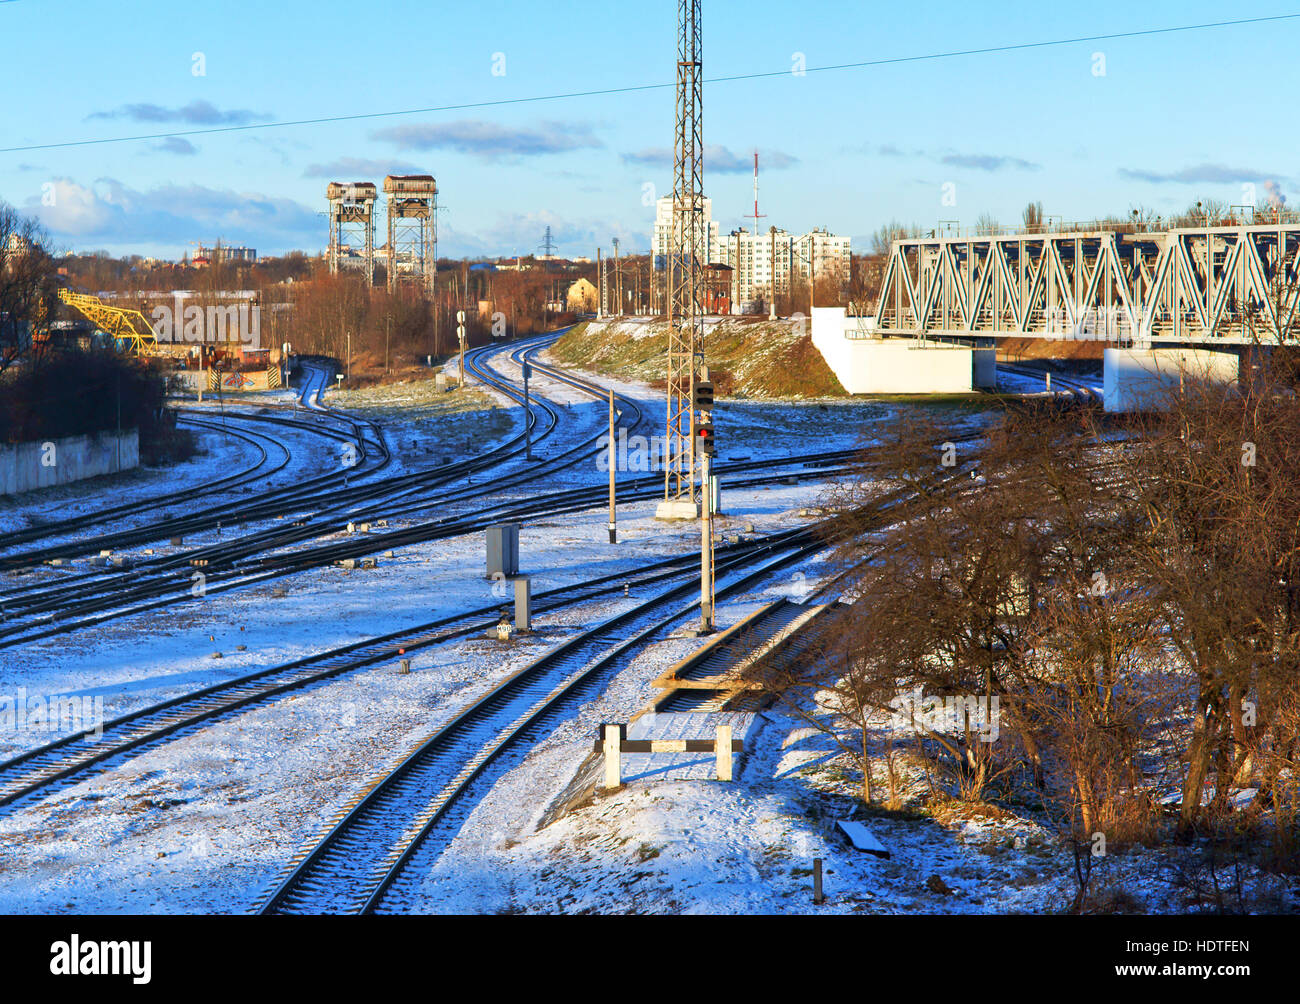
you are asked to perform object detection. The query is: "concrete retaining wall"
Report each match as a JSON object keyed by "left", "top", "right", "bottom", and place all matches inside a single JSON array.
[
  {"left": 811, "top": 307, "right": 994, "bottom": 393},
  {"left": 0, "top": 429, "right": 139, "bottom": 496},
  {"left": 1102, "top": 348, "right": 1239, "bottom": 413}
]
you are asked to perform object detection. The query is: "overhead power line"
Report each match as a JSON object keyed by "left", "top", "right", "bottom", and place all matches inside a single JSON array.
[{"left": 1, "top": 12, "right": 1297, "bottom": 154}]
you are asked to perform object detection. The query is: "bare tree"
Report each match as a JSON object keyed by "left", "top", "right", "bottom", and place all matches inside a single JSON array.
[
  {"left": 869, "top": 220, "right": 913, "bottom": 257},
  {"left": 0, "top": 203, "right": 60, "bottom": 373}
]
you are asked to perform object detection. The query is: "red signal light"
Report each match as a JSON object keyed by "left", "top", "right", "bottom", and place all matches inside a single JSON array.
[{"left": 696, "top": 422, "right": 716, "bottom": 456}]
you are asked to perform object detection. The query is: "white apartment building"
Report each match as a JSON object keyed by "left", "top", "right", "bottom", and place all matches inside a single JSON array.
[
  {"left": 720, "top": 226, "right": 851, "bottom": 309},
  {"left": 197, "top": 244, "right": 257, "bottom": 264},
  {"left": 652, "top": 196, "right": 722, "bottom": 269}
]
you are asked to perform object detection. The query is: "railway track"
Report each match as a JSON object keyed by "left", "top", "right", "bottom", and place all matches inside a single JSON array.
[
  {"left": 0, "top": 333, "right": 878, "bottom": 647},
  {"left": 0, "top": 332, "right": 588, "bottom": 573},
  {"left": 0, "top": 338, "right": 566, "bottom": 613},
  {"left": 0, "top": 525, "right": 817, "bottom": 813},
  {"left": 0, "top": 413, "right": 294, "bottom": 552},
  {"left": 0, "top": 404, "right": 386, "bottom": 568},
  {"left": 0, "top": 426, "right": 931, "bottom": 814},
  {"left": 998, "top": 361, "right": 1100, "bottom": 401},
  {"left": 0, "top": 336, "right": 983, "bottom": 915},
  {"left": 256, "top": 533, "right": 822, "bottom": 915},
  {"left": 0, "top": 433, "right": 875, "bottom": 650}
]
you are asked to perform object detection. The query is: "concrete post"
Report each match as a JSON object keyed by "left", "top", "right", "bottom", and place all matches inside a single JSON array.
[
  {"left": 715, "top": 723, "right": 732, "bottom": 781},
  {"left": 514, "top": 576, "right": 531, "bottom": 632},
  {"left": 603, "top": 724, "right": 621, "bottom": 789}
]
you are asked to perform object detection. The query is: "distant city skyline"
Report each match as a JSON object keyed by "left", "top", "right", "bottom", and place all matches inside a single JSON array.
[{"left": 2, "top": 0, "right": 1297, "bottom": 259}]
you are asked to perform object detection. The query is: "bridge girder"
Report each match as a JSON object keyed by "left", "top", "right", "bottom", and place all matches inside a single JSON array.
[{"left": 874, "top": 224, "right": 1300, "bottom": 345}]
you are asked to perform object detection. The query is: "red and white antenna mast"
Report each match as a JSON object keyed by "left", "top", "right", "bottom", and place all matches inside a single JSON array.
[{"left": 750, "top": 150, "right": 766, "bottom": 235}]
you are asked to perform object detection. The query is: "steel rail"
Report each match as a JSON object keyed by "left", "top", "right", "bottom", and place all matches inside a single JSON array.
[
  {"left": 257, "top": 535, "right": 822, "bottom": 915},
  {"left": 0, "top": 526, "right": 816, "bottom": 812}
]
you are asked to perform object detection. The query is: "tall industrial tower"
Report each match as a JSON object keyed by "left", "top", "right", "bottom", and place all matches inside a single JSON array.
[
  {"left": 659, "top": 0, "right": 714, "bottom": 631},
  {"left": 326, "top": 182, "right": 378, "bottom": 286},
  {"left": 383, "top": 175, "right": 438, "bottom": 294},
  {"left": 538, "top": 225, "right": 558, "bottom": 257},
  {"left": 660, "top": 0, "right": 705, "bottom": 514},
  {"left": 748, "top": 151, "right": 766, "bottom": 241}
]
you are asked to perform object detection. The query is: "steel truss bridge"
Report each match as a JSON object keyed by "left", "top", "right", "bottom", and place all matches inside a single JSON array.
[{"left": 874, "top": 222, "right": 1300, "bottom": 345}]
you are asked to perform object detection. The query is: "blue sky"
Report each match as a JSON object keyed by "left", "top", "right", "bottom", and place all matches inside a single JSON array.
[{"left": 2, "top": 0, "right": 1298, "bottom": 259}]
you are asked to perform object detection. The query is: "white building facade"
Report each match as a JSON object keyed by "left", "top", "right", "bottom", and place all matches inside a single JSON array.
[
  {"left": 650, "top": 195, "right": 851, "bottom": 314},
  {"left": 720, "top": 226, "right": 851, "bottom": 309},
  {"left": 652, "top": 196, "right": 722, "bottom": 269}
]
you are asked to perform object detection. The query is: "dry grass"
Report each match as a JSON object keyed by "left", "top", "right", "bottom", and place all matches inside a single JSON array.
[{"left": 549, "top": 318, "right": 848, "bottom": 399}]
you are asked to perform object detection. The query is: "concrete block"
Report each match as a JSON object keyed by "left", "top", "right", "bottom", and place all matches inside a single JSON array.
[
  {"left": 1103, "top": 348, "right": 1239, "bottom": 413},
  {"left": 486, "top": 523, "right": 520, "bottom": 577},
  {"left": 655, "top": 499, "right": 699, "bottom": 520},
  {"left": 514, "top": 576, "right": 531, "bottom": 631},
  {"left": 809, "top": 308, "right": 981, "bottom": 394}
]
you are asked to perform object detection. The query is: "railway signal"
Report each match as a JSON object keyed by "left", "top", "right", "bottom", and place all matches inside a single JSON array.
[
  {"left": 696, "top": 421, "right": 715, "bottom": 457},
  {"left": 693, "top": 380, "right": 713, "bottom": 411}
]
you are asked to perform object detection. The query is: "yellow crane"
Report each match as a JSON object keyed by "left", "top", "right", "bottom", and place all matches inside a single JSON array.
[{"left": 56, "top": 289, "right": 160, "bottom": 355}]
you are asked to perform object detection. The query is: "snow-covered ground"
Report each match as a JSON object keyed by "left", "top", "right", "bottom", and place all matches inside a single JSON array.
[
  {"left": 0, "top": 484, "right": 841, "bottom": 913},
  {"left": 6, "top": 341, "right": 1190, "bottom": 917},
  {"left": 535, "top": 349, "right": 989, "bottom": 462}
]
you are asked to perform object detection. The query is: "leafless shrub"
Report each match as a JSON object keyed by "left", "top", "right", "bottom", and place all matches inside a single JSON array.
[{"left": 754, "top": 360, "right": 1300, "bottom": 904}]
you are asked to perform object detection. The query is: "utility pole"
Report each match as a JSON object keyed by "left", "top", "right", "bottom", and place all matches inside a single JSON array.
[
  {"left": 612, "top": 237, "right": 622, "bottom": 316},
  {"left": 608, "top": 390, "right": 617, "bottom": 543},
  {"left": 809, "top": 230, "right": 816, "bottom": 314},
  {"left": 745, "top": 150, "right": 766, "bottom": 316},
  {"left": 597, "top": 247, "right": 606, "bottom": 318},
  {"left": 699, "top": 367, "right": 713, "bottom": 631},
  {"left": 769, "top": 225, "right": 778, "bottom": 320},
  {"left": 656, "top": 0, "right": 712, "bottom": 632},
  {"left": 432, "top": 257, "right": 439, "bottom": 360},
  {"left": 539, "top": 225, "right": 558, "bottom": 258},
  {"left": 456, "top": 310, "right": 466, "bottom": 389}
]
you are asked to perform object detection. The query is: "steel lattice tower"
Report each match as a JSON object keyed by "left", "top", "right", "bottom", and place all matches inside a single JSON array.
[
  {"left": 326, "top": 182, "right": 378, "bottom": 287},
  {"left": 663, "top": 0, "right": 704, "bottom": 508},
  {"left": 383, "top": 175, "right": 438, "bottom": 294}
]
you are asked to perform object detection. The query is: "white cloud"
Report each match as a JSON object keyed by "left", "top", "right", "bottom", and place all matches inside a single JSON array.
[
  {"left": 23, "top": 177, "right": 318, "bottom": 253},
  {"left": 621, "top": 144, "right": 798, "bottom": 174},
  {"left": 371, "top": 120, "right": 602, "bottom": 160}
]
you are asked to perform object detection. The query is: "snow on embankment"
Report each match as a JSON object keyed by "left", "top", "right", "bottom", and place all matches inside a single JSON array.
[{"left": 547, "top": 316, "right": 848, "bottom": 399}]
